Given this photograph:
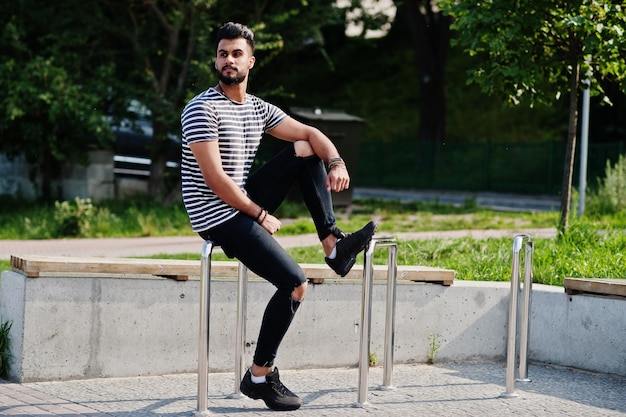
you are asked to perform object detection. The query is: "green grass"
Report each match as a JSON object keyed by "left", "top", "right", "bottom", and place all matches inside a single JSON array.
[
  {"left": 287, "top": 222, "right": 626, "bottom": 286},
  {"left": 0, "top": 196, "right": 557, "bottom": 240},
  {"left": 1, "top": 196, "right": 624, "bottom": 287},
  {"left": 148, "top": 220, "right": 625, "bottom": 287},
  {"left": 0, "top": 196, "right": 195, "bottom": 240}
]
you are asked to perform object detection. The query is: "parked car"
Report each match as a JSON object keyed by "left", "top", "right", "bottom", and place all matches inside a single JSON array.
[{"left": 109, "top": 101, "right": 180, "bottom": 178}]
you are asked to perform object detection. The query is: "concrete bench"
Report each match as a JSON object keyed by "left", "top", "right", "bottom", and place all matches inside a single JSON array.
[
  {"left": 10, "top": 254, "right": 455, "bottom": 285},
  {"left": 3, "top": 256, "right": 625, "bottom": 383}
]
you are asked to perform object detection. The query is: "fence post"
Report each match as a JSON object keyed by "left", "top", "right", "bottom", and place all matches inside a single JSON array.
[
  {"left": 501, "top": 234, "right": 534, "bottom": 398},
  {"left": 194, "top": 240, "right": 213, "bottom": 416},
  {"left": 355, "top": 237, "right": 398, "bottom": 407}
]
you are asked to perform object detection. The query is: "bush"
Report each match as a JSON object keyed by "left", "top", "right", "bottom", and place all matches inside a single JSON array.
[
  {"left": 0, "top": 319, "right": 12, "bottom": 379},
  {"left": 53, "top": 197, "right": 95, "bottom": 237},
  {"left": 587, "top": 154, "right": 626, "bottom": 215},
  {"left": 1, "top": 197, "right": 194, "bottom": 239}
]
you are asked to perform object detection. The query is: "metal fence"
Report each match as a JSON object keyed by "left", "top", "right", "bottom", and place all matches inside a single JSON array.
[{"left": 356, "top": 139, "right": 626, "bottom": 195}]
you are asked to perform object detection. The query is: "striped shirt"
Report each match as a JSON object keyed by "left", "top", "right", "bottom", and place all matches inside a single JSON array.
[{"left": 181, "top": 88, "right": 287, "bottom": 232}]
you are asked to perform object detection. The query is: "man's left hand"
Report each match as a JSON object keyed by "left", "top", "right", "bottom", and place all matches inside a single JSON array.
[{"left": 326, "top": 165, "right": 350, "bottom": 192}]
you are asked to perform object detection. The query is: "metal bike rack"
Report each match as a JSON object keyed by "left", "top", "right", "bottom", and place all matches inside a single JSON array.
[
  {"left": 355, "top": 237, "right": 398, "bottom": 407},
  {"left": 195, "top": 237, "right": 398, "bottom": 412},
  {"left": 194, "top": 240, "right": 249, "bottom": 416},
  {"left": 228, "top": 261, "right": 248, "bottom": 399},
  {"left": 501, "top": 234, "right": 534, "bottom": 398}
]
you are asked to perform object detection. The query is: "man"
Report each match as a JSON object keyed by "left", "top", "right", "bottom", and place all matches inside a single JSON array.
[{"left": 181, "top": 22, "right": 376, "bottom": 411}]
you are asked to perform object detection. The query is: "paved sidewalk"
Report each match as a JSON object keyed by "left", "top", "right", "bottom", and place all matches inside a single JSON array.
[
  {"left": 1, "top": 362, "right": 625, "bottom": 416},
  {"left": 354, "top": 187, "right": 561, "bottom": 212}
]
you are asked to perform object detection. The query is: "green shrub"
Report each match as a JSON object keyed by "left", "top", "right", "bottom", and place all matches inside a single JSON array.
[
  {"left": 0, "top": 319, "right": 12, "bottom": 379},
  {"left": 54, "top": 197, "right": 95, "bottom": 237},
  {"left": 587, "top": 154, "right": 626, "bottom": 215}
]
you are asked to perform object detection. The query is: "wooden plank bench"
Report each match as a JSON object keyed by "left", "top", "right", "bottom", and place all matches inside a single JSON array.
[
  {"left": 564, "top": 278, "right": 626, "bottom": 298},
  {"left": 10, "top": 254, "right": 454, "bottom": 285}
]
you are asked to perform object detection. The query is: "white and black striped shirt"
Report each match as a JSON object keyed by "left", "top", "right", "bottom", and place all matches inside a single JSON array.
[{"left": 181, "top": 88, "right": 287, "bottom": 232}]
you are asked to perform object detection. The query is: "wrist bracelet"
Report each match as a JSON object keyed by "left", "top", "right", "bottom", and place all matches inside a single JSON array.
[
  {"left": 327, "top": 158, "right": 346, "bottom": 172},
  {"left": 327, "top": 157, "right": 343, "bottom": 166},
  {"left": 255, "top": 207, "right": 265, "bottom": 222},
  {"left": 259, "top": 210, "right": 268, "bottom": 224}
]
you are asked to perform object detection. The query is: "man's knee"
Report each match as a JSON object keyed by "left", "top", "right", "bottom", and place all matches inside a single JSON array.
[
  {"left": 294, "top": 140, "right": 315, "bottom": 157},
  {"left": 291, "top": 281, "right": 308, "bottom": 301}
]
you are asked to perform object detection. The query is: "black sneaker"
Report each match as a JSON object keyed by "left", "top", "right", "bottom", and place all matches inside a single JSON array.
[
  {"left": 239, "top": 367, "right": 303, "bottom": 411},
  {"left": 325, "top": 220, "right": 377, "bottom": 277}
]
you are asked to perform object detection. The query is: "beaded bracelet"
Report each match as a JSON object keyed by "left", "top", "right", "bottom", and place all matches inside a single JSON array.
[
  {"left": 327, "top": 157, "right": 346, "bottom": 172},
  {"left": 255, "top": 207, "right": 265, "bottom": 223}
]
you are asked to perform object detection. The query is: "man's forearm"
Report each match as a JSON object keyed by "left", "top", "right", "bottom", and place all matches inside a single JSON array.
[{"left": 206, "top": 174, "right": 261, "bottom": 218}]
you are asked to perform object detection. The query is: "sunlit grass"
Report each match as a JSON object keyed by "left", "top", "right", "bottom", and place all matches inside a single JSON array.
[
  {"left": 2, "top": 196, "right": 623, "bottom": 287},
  {"left": 140, "top": 219, "right": 625, "bottom": 287}
]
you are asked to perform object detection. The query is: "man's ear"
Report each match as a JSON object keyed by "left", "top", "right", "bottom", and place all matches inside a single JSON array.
[{"left": 249, "top": 56, "right": 256, "bottom": 69}]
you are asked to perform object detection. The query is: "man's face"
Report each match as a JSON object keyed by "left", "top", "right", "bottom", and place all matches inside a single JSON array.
[{"left": 215, "top": 38, "right": 255, "bottom": 85}]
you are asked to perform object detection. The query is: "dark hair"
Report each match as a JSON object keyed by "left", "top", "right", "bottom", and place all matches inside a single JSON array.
[{"left": 217, "top": 22, "right": 255, "bottom": 54}]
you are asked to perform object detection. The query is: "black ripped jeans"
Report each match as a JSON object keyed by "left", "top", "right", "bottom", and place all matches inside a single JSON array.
[{"left": 199, "top": 143, "right": 337, "bottom": 367}]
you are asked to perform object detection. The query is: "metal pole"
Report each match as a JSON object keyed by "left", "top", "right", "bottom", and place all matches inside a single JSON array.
[
  {"left": 356, "top": 241, "right": 376, "bottom": 407},
  {"left": 229, "top": 263, "right": 248, "bottom": 399},
  {"left": 501, "top": 235, "right": 524, "bottom": 398},
  {"left": 380, "top": 242, "right": 398, "bottom": 390},
  {"left": 195, "top": 240, "right": 213, "bottom": 416},
  {"left": 578, "top": 73, "right": 591, "bottom": 216},
  {"left": 517, "top": 241, "right": 533, "bottom": 382}
]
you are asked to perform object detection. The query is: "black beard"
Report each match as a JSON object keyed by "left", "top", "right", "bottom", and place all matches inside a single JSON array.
[{"left": 218, "top": 72, "right": 246, "bottom": 85}]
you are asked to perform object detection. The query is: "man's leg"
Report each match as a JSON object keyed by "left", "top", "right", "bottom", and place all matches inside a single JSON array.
[
  {"left": 201, "top": 214, "right": 305, "bottom": 410},
  {"left": 246, "top": 142, "right": 376, "bottom": 276},
  {"left": 202, "top": 214, "right": 306, "bottom": 365},
  {"left": 246, "top": 142, "right": 337, "bottom": 240}
]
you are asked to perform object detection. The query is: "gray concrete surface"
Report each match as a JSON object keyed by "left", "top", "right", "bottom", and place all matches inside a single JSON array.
[
  {"left": 4, "top": 267, "right": 624, "bottom": 383},
  {"left": 353, "top": 187, "right": 561, "bottom": 212},
  {"left": 2, "top": 362, "right": 625, "bottom": 416}
]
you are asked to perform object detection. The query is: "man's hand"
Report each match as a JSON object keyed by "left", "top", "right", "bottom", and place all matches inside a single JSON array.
[
  {"left": 259, "top": 212, "right": 282, "bottom": 235},
  {"left": 326, "top": 165, "right": 350, "bottom": 192}
]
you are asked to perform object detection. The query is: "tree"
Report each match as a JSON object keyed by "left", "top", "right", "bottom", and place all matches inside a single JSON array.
[
  {"left": 392, "top": 0, "right": 451, "bottom": 143},
  {"left": 0, "top": 1, "right": 115, "bottom": 200},
  {"left": 1, "top": 0, "right": 342, "bottom": 201},
  {"left": 438, "top": 0, "right": 626, "bottom": 233},
  {"left": 102, "top": 1, "right": 211, "bottom": 200}
]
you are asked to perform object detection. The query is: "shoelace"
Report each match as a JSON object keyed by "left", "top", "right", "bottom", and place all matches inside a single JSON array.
[
  {"left": 329, "top": 225, "right": 347, "bottom": 239},
  {"left": 269, "top": 379, "right": 291, "bottom": 395}
]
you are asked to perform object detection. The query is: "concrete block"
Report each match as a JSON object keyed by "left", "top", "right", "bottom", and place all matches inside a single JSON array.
[
  {"left": 530, "top": 285, "right": 626, "bottom": 376},
  {"left": 1, "top": 270, "right": 625, "bottom": 382}
]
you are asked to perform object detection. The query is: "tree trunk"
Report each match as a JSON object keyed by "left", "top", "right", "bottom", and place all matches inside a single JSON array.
[
  {"left": 38, "top": 147, "right": 65, "bottom": 202},
  {"left": 559, "top": 60, "right": 581, "bottom": 234},
  {"left": 397, "top": 0, "right": 450, "bottom": 142},
  {"left": 148, "top": 115, "right": 170, "bottom": 198}
]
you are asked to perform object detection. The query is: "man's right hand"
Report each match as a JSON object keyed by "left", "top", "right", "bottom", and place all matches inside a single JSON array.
[{"left": 259, "top": 212, "right": 281, "bottom": 235}]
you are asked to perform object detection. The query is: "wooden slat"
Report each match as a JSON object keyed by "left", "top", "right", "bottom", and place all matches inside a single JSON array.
[
  {"left": 299, "top": 263, "right": 454, "bottom": 285},
  {"left": 11, "top": 255, "right": 201, "bottom": 280},
  {"left": 564, "top": 278, "right": 626, "bottom": 298},
  {"left": 10, "top": 255, "right": 454, "bottom": 285}
]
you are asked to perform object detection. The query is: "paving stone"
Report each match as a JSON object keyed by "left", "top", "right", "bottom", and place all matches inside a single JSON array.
[{"left": 1, "top": 363, "right": 624, "bottom": 417}]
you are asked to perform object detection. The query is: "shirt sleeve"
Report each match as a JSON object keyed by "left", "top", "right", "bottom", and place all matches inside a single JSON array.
[
  {"left": 182, "top": 99, "right": 219, "bottom": 144},
  {"left": 263, "top": 101, "right": 288, "bottom": 132}
]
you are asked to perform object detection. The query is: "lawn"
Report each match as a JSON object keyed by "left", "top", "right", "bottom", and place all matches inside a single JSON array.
[{"left": 1, "top": 197, "right": 624, "bottom": 286}]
